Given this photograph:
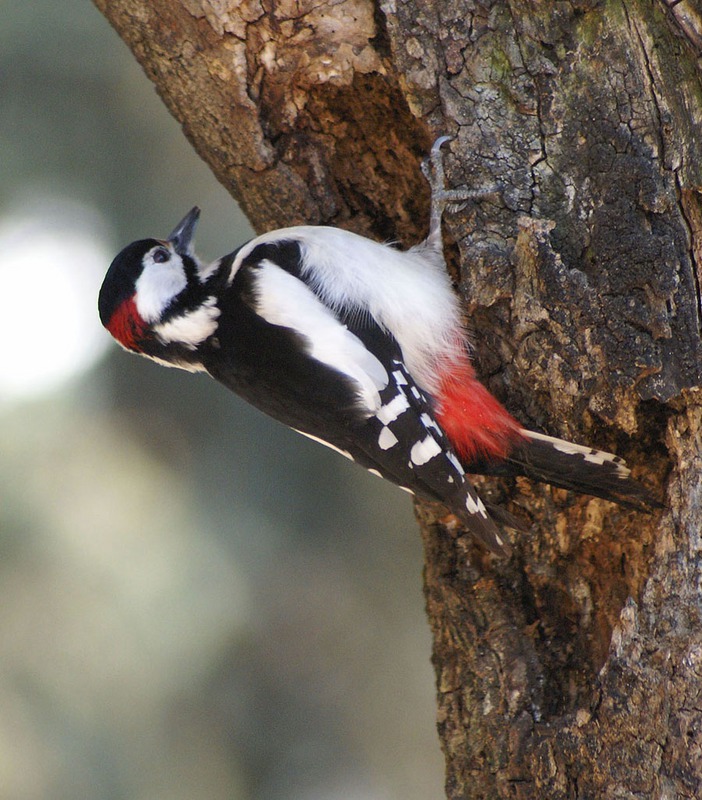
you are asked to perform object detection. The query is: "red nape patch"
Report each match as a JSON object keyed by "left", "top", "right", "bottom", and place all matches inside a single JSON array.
[
  {"left": 106, "top": 295, "right": 148, "bottom": 352},
  {"left": 435, "top": 358, "right": 524, "bottom": 463}
]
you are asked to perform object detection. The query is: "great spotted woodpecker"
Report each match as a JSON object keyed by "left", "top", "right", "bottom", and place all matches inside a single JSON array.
[{"left": 98, "top": 138, "right": 656, "bottom": 556}]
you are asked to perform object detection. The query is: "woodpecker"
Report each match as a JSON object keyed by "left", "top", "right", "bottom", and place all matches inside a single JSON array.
[{"left": 98, "top": 137, "right": 657, "bottom": 556}]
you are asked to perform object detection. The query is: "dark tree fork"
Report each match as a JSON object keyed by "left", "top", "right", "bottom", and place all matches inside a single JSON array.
[{"left": 94, "top": 1, "right": 702, "bottom": 797}]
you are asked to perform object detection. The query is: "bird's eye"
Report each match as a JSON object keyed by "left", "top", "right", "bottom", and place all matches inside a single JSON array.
[{"left": 152, "top": 247, "right": 170, "bottom": 264}]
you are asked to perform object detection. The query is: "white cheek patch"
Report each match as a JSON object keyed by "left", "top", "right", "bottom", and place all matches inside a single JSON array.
[
  {"left": 153, "top": 296, "right": 221, "bottom": 349},
  {"left": 135, "top": 249, "right": 188, "bottom": 323}
]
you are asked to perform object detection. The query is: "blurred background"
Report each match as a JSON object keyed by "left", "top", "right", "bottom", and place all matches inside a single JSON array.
[{"left": 0, "top": 3, "right": 444, "bottom": 798}]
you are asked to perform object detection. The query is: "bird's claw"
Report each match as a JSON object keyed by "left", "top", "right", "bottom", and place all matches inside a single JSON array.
[{"left": 422, "top": 135, "right": 502, "bottom": 251}]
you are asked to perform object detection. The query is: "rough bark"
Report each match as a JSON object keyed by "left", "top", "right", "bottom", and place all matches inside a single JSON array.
[{"left": 93, "top": 0, "right": 702, "bottom": 796}]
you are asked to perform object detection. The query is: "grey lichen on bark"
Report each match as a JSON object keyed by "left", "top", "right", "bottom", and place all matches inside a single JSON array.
[{"left": 93, "top": 0, "right": 702, "bottom": 796}]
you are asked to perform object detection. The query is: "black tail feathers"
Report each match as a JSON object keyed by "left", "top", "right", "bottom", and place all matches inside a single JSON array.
[{"left": 487, "top": 429, "right": 661, "bottom": 512}]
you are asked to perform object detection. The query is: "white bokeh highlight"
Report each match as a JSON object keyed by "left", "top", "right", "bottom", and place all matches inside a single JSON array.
[{"left": 0, "top": 200, "right": 112, "bottom": 402}]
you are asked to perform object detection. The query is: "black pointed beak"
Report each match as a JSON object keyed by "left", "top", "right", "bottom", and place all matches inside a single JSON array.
[{"left": 168, "top": 206, "right": 201, "bottom": 256}]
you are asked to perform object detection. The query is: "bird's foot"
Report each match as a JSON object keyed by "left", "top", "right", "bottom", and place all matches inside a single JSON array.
[{"left": 421, "top": 136, "right": 502, "bottom": 251}]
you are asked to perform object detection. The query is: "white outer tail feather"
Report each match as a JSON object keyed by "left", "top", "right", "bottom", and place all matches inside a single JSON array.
[{"left": 522, "top": 429, "right": 631, "bottom": 480}]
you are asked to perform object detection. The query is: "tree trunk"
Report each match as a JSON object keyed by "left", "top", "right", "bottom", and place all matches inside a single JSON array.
[{"left": 93, "top": 0, "right": 702, "bottom": 796}]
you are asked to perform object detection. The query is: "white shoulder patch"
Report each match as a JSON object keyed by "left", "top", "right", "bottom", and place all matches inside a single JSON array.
[
  {"left": 253, "top": 260, "right": 389, "bottom": 412},
  {"left": 229, "top": 226, "right": 466, "bottom": 396}
]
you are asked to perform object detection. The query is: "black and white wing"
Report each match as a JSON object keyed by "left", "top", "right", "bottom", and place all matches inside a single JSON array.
[{"left": 201, "top": 234, "right": 511, "bottom": 555}]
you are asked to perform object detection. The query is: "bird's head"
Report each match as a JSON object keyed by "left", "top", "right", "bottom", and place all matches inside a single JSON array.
[{"left": 98, "top": 207, "right": 219, "bottom": 368}]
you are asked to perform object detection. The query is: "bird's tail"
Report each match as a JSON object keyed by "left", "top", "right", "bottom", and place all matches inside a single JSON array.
[{"left": 482, "top": 429, "right": 661, "bottom": 511}]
